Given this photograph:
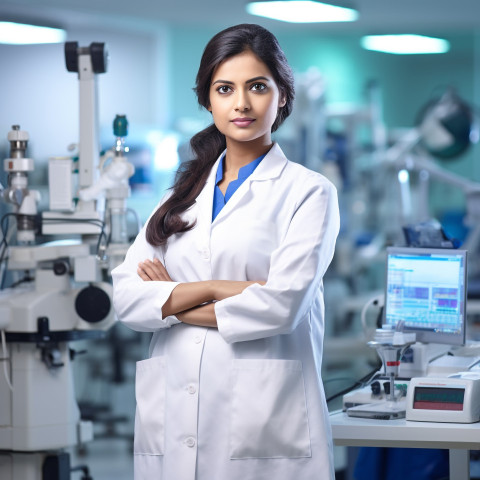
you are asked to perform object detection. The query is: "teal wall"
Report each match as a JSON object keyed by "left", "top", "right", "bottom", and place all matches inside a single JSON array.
[
  {"left": 168, "top": 27, "right": 475, "bottom": 126},
  {"left": 167, "top": 26, "right": 479, "bottom": 217},
  {"left": 168, "top": 26, "right": 219, "bottom": 127}
]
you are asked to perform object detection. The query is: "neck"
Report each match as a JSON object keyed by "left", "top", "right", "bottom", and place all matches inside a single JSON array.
[{"left": 224, "top": 138, "right": 273, "bottom": 172}]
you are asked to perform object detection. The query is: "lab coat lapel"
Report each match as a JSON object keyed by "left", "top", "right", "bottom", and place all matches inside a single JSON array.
[
  {"left": 212, "top": 143, "right": 288, "bottom": 225},
  {"left": 193, "top": 155, "right": 221, "bottom": 236}
]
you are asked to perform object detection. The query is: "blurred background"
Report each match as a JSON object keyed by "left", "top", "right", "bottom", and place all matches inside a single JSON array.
[{"left": 1, "top": 0, "right": 480, "bottom": 478}]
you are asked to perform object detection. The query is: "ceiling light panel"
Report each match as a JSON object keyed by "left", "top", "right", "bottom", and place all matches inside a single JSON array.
[
  {"left": 246, "top": 1, "right": 358, "bottom": 23},
  {"left": 0, "top": 22, "right": 66, "bottom": 45},
  {"left": 361, "top": 34, "right": 450, "bottom": 55}
]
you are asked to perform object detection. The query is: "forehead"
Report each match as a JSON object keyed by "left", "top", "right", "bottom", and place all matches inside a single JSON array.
[{"left": 211, "top": 50, "right": 273, "bottom": 82}]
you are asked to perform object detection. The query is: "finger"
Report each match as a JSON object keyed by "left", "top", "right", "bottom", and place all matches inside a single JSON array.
[
  {"left": 153, "top": 258, "right": 172, "bottom": 281},
  {"left": 143, "top": 259, "right": 168, "bottom": 281},
  {"left": 147, "top": 258, "right": 170, "bottom": 281},
  {"left": 137, "top": 266, "right": 152, "bottom": 281},
  {"left": 138, "top": 261, "right": 162, "bottom": 281}
]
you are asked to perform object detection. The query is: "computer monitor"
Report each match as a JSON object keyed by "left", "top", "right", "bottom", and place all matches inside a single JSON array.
[{"left": 383, "top": 247, "right": 467, "bottom": 346}]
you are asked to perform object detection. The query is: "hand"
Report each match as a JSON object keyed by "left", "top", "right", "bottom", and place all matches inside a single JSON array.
[
  {"left": 212, "top": 280, "right": 265, "bottom": 301},
  {"left": 176, "top": 303, "right": 217, "bottom": 327},
  {"left": 137, "top": 258, "right": 172, "bottom": 282}
]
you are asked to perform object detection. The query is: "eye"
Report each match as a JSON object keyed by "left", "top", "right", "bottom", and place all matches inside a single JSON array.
[
  {"left": 251, "top": 82, "right": 267, "bottom": 92},
  {"left": 216, "top": 85, "right": 232, "bottom": 94}
]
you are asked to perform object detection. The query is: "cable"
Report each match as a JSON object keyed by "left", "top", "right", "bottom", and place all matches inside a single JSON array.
[
  {"left": 1, "top": 330, "right": 13, "bottom": 391},
  {"left": 9, "top": 275, "right": 34, "bottom": 288},
  {"left": 126, "top": 207, "right": 142, "bottom": 237},
  {"left": 0, "top": 213, "right": 18, "bottom": 289},
  {"left": 1, "top": 215, "right": 107, "bottom": 288},
  {"left": 95, "top": 228, "right": 108, "bottom": 259},
  {"left": 324, "top": 376, "right": 362, "bottom": 385},
  {"left": 326, "top": 361, "right": 382, "bottom": 404},
  {"left": 42, "top": 217, "right": 106, "bottom": 256},
  {"left": 0, "top": 213, "right": 17, "bottom": 260}
]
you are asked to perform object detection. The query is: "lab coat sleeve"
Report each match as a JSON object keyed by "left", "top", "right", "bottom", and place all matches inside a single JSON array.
[
  {"left": 215, "top": 176, "right": 340, "bottom": 343},
  {"left": 111, "top": 217, "right": 181, "bottom": 333}
]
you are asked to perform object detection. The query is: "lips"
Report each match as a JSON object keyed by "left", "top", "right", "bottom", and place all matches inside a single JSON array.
[{"left": 231, "top": 117, "right": 255, "bottom": 127}]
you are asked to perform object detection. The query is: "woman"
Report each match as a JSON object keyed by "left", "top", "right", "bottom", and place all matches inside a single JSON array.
[{"left": 112, "top": 23, "right": 340, "bottom": 480}]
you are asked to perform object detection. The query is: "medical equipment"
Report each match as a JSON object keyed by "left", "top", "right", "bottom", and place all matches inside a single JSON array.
[
  {"left": 43, "top": 41, "right": 107, "bottom": 235},
  {"left": 79, "top": 114, "right": 135, "bottom": 271},
  {"left": 346, "top": 326, "right": 414, "bottom": 419},
  {"left": 384, "top": 247, "right": 467, "bottom": 346},
  {"left": 345, "top": 244, "right": 475, "bottom": 421},
  {"left": 406, "top": 373, "right": 480, "bottom": 423},
  {"left": 343, "top": 379, "right": 410, "bottom": 410},
  {"left": 2, "top": 125, "right": 40, "bottom": 244},
  {"left": 382, "top": 104, "right": 480, "bottom": 277},
  {"left": 0, "top": 41, "right": 125, "bottom": 480}
]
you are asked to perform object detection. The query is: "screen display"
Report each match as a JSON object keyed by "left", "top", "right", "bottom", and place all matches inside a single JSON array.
[
  {"left": 384, "top": 247, "right": 467, "bottom": 345},
  {"left": 413, "top": 386, "right": 465, "bottom": 411}
]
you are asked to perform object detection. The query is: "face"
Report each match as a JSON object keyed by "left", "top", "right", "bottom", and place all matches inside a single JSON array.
[{"left": 208, "top": 50, "right": 286, "bottom": 148}]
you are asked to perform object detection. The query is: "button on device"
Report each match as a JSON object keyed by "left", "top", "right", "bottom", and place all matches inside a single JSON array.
[
  {"left": 185, "top": 436, "right": 196, "bottom": 448},
  {"left": 187, "top": 384, "right": 196, "bottom": 394}
]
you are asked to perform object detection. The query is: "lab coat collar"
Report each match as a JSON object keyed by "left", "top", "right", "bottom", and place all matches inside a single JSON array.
[
  {"left": 213, "top": 142, "right": 287, "bottom": 183},
  {"left": 194, "top": 142, "right": 288, "bottom": 228},
  {"left": 248, "top": 143, "right": 288, "bottom": 182}
]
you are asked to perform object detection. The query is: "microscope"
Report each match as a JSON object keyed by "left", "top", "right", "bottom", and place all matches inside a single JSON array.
[{"left": 0, "top": 42, "right": 133, "bottom": 480}]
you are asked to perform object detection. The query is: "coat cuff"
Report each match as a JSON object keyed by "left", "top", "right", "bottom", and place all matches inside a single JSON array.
[{"left": 215, "top": 300, "right": 235, "bottom": 343}]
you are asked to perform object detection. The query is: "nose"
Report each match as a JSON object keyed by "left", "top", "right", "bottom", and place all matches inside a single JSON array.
[{"left": 234, "top": 91, "right": 250, "bottom": 112}]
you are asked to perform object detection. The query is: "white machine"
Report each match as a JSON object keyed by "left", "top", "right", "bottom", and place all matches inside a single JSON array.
[
  {"left": 406, "top": 373, "right": 480, "bottom": 423},
  {"left": 0, "top": 42, "right": 133, "bottom": 480}
]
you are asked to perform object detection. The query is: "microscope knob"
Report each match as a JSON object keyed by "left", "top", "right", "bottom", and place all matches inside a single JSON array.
[
  {"left": 383, "top": 381, "right": 391, "bottom": 395},
  {"left": 75, "top": 285, "right": 111, "bottom": 323},
  {"left": 370, "top": 381, "right": 381, "bottom": 396},
  {"left": 65, "top": 41, "right": 79, "bottom": 72},
  {"left": 90, "top": 42, "right": 108, "bottom": 74},
  {"left": 53, "top": 259, "right": 69, "bottom": 276}
]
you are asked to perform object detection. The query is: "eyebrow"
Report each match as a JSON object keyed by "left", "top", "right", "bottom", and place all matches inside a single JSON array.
[{"left": 212, "top": 76, "right": 271, "bottom": 86}]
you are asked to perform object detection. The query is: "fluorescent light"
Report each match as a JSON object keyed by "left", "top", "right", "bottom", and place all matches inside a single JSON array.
[
  {"left": 147, "top": 131, "right": 180, "bottom": 171},
  {"left": 361, "top": 34, "right": 450, "bottom": 55},
  {"left": 398, "top": 169, "right": 409, "bottom": 184},
  {"left": 0, "top": 21, "right": 66, "bottom": 45},
  {"left": 246, "top": 1, "right": 358, "bottom": 23}
]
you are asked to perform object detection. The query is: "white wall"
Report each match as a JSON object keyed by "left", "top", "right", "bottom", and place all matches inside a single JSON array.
[{"left": 0, "top": 26, "right": 168, "bottom": 167}]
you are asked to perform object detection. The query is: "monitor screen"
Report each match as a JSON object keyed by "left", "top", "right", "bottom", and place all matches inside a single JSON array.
[{"left": 383, "top": 247, "right": 467, "bottom": 345}]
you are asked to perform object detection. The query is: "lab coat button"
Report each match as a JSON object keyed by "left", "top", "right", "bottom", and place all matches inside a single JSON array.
[
  {"left": 202, "top": 249, "right": 210, "bottom": 260},
  {"left": 185, "top": 436, "right": 196, "bottom": 447},
  {"left": 187, "top": 384, "right": 196, "bottom": 394},
  {"left": 194, "top": 335, "right": 202, "bottom": 344}
]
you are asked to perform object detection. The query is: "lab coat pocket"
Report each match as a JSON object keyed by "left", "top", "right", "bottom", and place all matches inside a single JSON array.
[
  {"left": 229, "top": 359, "right": 311, "bottom": 459},
  {"left": 134, "top": 356, "right": 166, "bottom": 455}
]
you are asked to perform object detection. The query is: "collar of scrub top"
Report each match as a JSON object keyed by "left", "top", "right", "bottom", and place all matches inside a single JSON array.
[{"left": 212, "top": 153, "right": 266, "bottom": 221}]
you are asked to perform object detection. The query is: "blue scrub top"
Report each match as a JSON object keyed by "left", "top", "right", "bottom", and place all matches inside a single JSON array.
[{"left": 212, "top": 154, "right": 265, "bottom": 221}]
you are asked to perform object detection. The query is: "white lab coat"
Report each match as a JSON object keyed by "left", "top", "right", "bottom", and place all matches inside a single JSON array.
[{"left": 112, "top": 143, "right": 340, "bottom": 480}]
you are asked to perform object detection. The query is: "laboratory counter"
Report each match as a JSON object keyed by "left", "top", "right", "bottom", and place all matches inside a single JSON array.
[{"left": 329, "top": 409, "right": 480, "bottom": 479}]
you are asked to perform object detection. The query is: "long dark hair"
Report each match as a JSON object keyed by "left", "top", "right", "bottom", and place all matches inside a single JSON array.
[{"left": 146, "top": 24, "right": 295, "bottom": 246}]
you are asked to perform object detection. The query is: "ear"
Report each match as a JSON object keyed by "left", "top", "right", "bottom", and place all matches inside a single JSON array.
[
  {"left": 207, "top": 105, "right": 212, "bottom": 112},
  {"left": 278, "top": 96, "right": 287, "bottom": 108}
]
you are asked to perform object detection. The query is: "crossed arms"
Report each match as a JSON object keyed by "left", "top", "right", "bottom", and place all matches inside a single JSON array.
[{"left": 137, "top": 258, "right": 264, "bottom": 328}]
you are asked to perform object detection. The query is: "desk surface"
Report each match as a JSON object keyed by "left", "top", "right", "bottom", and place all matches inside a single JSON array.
[{"left": 329, "top": 410, "right": 480, "bottom": 450}]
